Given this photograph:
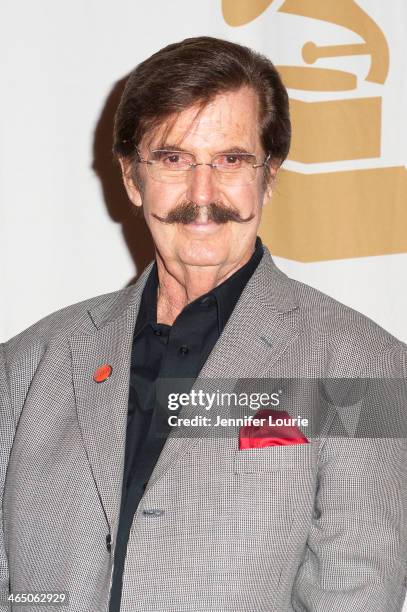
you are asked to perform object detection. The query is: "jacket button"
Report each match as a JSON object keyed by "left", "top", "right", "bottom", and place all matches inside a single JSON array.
[
  {"left": 142, "top": 508, "right": 165, "bottom": 518},
  {"left": 106, "top": 534, "right": 111, "bottom": 552}
]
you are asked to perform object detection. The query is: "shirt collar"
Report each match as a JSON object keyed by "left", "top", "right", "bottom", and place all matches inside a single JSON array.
[
  {"left": 210, "top": 236, "right": 263, "bottom": 333},
  {"left": 133, "top": 261, "right": 159, "bottom": 337},
  {"left": 134, "top": 236, "right": 264, "bottom": 337}
]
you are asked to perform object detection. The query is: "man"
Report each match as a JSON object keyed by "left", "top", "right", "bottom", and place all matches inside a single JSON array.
[{"left": 1, "top": 37, "right": 406, "bottom": 612}]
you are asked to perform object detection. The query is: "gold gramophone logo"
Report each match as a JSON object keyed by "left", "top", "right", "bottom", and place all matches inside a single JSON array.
[{"left": 223, "top": 0, "right": 407, "bottom": 261}]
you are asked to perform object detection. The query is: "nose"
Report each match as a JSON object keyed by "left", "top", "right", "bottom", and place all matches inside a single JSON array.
[{"left": 186, "top": 164, "right": 218, "bottom": 206}]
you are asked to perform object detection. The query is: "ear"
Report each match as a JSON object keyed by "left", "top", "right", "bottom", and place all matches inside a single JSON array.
[
  {"left": 119, "top": 158, "right": 142, "bottom": 208},
  {"left": 262, "top": 165, "right": 278, "bottom": 206}
]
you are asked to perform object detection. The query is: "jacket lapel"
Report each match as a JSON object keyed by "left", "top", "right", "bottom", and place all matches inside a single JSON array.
[{"left": 69, "top": 264, "right": 153, "bottom": 529}]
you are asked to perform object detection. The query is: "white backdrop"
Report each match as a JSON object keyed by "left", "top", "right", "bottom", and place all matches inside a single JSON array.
[
  {"left": 1, "top": 1, "right": 407, "bottom": 608},
  {"left": 1, "top": 0, "right": 407, "bottom": 344}
]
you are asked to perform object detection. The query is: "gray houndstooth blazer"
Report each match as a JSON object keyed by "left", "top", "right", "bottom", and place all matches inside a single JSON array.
[{"left": 1, "top": 246, "right": 406, "bottom": 612}]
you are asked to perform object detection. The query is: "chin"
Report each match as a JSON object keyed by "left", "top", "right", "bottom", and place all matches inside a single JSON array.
[{"left": 176, "top": 239, "right": 228, "bottom": 267}]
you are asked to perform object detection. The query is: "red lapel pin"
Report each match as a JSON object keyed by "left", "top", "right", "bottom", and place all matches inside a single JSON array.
[{"left": 93, "top": 364, "right": 113, "bottom": 383}]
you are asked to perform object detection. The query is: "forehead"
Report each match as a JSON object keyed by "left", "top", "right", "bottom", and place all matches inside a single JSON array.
[{"left": 145, "top": 86, "right": 262, "bottom": 153}]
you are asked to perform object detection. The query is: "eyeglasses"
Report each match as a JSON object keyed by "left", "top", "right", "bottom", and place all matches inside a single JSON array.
[{"left": 136, "top": 149, "right": 271, "bottom": 185}]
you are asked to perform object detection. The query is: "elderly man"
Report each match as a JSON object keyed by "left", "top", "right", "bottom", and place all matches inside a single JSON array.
[{"left": 1, "top": 37, "right": 406, "bottom": 612}]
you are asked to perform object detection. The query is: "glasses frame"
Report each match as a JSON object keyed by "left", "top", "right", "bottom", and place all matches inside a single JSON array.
[{"left": 135, "top": 147, "right": 271, "bottom": 184}]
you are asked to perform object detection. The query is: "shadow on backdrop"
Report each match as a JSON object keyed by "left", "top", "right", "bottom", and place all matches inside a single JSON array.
[{"left": 92, "top": 75, "right": 154, "bottom": 287}]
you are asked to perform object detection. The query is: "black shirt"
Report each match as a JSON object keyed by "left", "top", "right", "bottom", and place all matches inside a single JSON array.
[{"left": 108, "top": 237, "right": 264, "bottom": 611}]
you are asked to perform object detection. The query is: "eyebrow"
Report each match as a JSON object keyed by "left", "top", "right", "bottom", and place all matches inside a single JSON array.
[{"left": 152, "top": 144, "right": 255, "bottom": 155}]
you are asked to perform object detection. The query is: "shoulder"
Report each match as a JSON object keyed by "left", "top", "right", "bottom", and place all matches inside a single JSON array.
[
  {"left": 291, "top": 274, "right": 396, "bottom": 341},
  {"left": 258, "top": 248, "right": 403, "bottom": 352},
  {"left": 2, "top": 285, "right": 134, "bottom": 366},
  {"left": 288, "top": 274, "right": 407, "bottom": 375}
]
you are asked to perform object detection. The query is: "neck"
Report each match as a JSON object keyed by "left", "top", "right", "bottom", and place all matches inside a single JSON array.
[{"left": 155, "top": 247, "right": 255, "bottom": 325}]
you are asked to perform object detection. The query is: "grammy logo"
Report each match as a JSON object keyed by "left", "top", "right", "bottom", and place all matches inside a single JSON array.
[{"left": 223, "top": 0, "right": 407, "bottom": 262}]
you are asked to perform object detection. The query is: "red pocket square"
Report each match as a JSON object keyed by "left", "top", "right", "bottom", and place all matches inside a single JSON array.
[{"left": 239, "top": 409, "right": 309, "bottom": 450}]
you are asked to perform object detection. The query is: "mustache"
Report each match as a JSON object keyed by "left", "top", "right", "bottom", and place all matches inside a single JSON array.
[{"left": 151, "top": 201, "right": 255, "bottom": 225}]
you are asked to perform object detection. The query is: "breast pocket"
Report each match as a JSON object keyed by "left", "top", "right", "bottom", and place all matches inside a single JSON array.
[{"left": 233, "top": 442, "right": 314, "bottom": 473}]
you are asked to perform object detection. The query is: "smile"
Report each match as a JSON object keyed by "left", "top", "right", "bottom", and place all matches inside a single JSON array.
[{"left": 183, "top": 220, "right": 223, "bottom": 233}]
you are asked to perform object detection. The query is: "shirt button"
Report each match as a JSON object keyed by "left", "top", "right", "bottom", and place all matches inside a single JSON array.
[
  {"left": 179, "top": 345, "right": 189, "bottom": 355},
  {"left": 200, "top": 295, "right": 215, "bottom": 306},
  {"left": 154, "top": 329, "right": 162, "bottom": 336}
]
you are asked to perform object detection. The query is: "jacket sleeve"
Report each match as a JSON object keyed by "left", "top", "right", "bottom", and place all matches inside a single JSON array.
[
  {"left": 291, "top": 344, "right": 407, "bottom": 612},
  {"left": 0, "top": 343, "right": 14, "bottom": 611}
]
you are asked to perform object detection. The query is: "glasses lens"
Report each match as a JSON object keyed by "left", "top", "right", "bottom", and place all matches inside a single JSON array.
[
  {"left": 213, "top": 154, "right": 257, "bottom": 185},
  {"left": 148, "top": 150, "right": 194, "bottom": 183}
]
